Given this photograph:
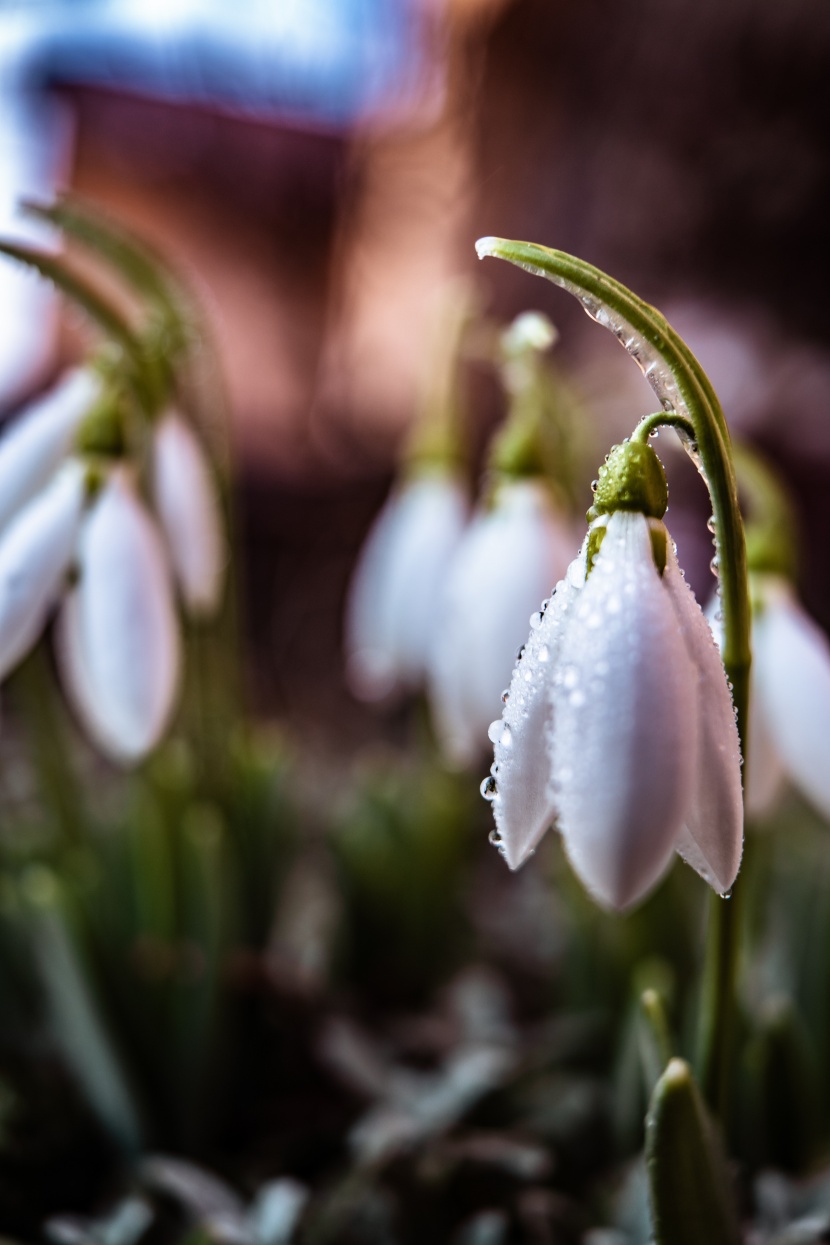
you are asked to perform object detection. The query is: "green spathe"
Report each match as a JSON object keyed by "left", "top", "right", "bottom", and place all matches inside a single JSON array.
[{"left": 590, "top": 440, "right": 668, "bottom": 521}]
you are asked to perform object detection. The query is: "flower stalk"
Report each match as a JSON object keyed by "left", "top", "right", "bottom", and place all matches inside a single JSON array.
[{"left": 476, "top": 238, "right": 751, "bottom": 1120}]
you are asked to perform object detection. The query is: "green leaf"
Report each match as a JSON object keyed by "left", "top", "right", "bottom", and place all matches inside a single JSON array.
[
  {"left": 645, "top": 1059, "right": 741, "bottom": 1245},
  {"left": 0, "top": 239, "right": 138, "bottom": 352}
]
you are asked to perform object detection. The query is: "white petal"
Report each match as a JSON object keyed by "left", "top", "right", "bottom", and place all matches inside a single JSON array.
[
  {"left": 151, "top": 410, "right": 226, "bottom": 617},
  {"left": 345, "top": 472, "right": 467, "bottom": 701},
  {"left": 428, "top": 480, "right": 575, "bottom": 766},
  {"left": 551, "top": 512, "right": 698, "bottom": 911},
  {"left": 0, "top": 460, "right": 86, "bottom": 679},
  {"left": 489, "top": 539, "right": 587, "bottom": 870},
  {"left": 706, "top": 593, "right": 785, "bottom": 818},
  {"left": 0, "top": 369, "right": 99, "bottom": 532},
  {"left": 56, "top": 468, "right": 181, "bottom": 765},
  {"left": 663, "top": 542, "right": 743, "bottom": 894},
  {"left": 752, "top": 578, "right": 830, "bottom": 821}
]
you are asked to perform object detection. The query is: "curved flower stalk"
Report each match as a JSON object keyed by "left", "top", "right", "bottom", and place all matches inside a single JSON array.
[
  {"left": 486, "top": 445, "right": 743, "bottom": 911},
  {"left": 429, "top": 477, "right": 573, "bottom": 766},
  {"left": 346, "top": 471, "right": 468, "bottom": 701},
  {"left": 151, "top": 409, "right": 226, "bottom": 618},
  {"left": 57, "top": 467, "right": 181, "bottom": 765},
  {"left": 475, "top": 239, "right": 752, "bottom": 1115}
]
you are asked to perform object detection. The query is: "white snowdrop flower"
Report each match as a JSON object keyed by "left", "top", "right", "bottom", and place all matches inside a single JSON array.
[
  {"left": 0, "top": 368, "right": 100, "bottom": 533},
  {"left": 56, "top": 467, "right": 181, "bottom": 765},
  {"left": 486, "top": 442, "right": 743, "bottom": 912},
  {"left": 151, "top": 409, "right": 225, "bottom": 618},
  {"left": 345, "top": 471, "right": 467, "bottom": 702},
  {"left": 749, "top": 576, "right": 830, "bottom": 822},
  {"left": 429, "top": 478, "right": 573, "bottom": 767},
  {"left": 0, "top": 459, "right": 86, "bottom": 679}
]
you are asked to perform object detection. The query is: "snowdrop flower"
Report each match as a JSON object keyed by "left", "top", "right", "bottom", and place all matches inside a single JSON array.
[
  {"left": 151, "top": 408, "right": 225, "bottom": 617},
  {"left": 345, "top": 470, "right": 467, "bottom": 701},
  {"left": 428, "top": 478, "right": 573, "bottom": 766},
  {"left": 0, "top": 368, "right": 100, "bottom": 532},
  {"left": 740, "top": 576, "right": 830, "bottom": 821},
  {"left": 483, "top": 441, "right": 743, "bottom": 911},
  {"left": 56, "top": 466, "right": 181, "bottom": 765}
]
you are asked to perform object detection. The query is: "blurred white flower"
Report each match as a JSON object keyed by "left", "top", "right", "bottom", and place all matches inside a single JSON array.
[
  {"left": 743, "top": 576, "right": 830, "bottom": 822},
  {"left": 56, "top": 467, "right": 181, "bottom": 765},
  {"left": 485, "top": 510, "right": 743, "bottom": 911},
  {"left": 0, "top": 368, "right": 100, "bottom": 532},
  {"left": 428, "top": 479, "right": 573, "bottom": 767},
  {"left": 151, "top": 409, "right": 225, "bottom": 617},
  {"left": 345, "top": 470, "right": 467, "bottom": 702},
  {"left": 0, "top": 459, "right": 86, "bottom": 680}
]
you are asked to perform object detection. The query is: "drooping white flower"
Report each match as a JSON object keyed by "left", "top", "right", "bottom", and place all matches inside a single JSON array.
[
  {"left": 151, "top": 409, "right": 225, "bottom": 618},
  {"left": 345, "top": 470, "right": 467, "bottom": 702},
  {"left": 56, "top": 467, "right": 181, "bottom": 765},
  {"left": 0, "top": 368, "right": 99, "bottom": 532},
  {"left": 429, "top": 479, "right": 574, "bottom": 767},
  {"left": 0, "top": 459, "right": 86, "bottom": 679},
  {"left": 748, "top": 576, "right": 830, "bottom": 822},
  {"left": 487, "top": 507, "right": 743, "bottom": 911}
]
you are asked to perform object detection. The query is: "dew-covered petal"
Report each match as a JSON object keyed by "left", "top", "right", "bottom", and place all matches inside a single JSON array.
[
  {"left": 0, "top": 460, "right": 85, "bottom": 679},
  {"left": 345, "top": 471, "right": 467, "bottom": 701},
  {"left": 552, "top": 511, "right": 698, "bottom": 911},
  {"left": 663, "top": 542, "right": 743, "bottom": 894},
  {"left": 752, "top": 578, "right": 830, "bottom": 821},
  {"left": 151, "top": 409, "right": 226, "bottom": 617},
  {"left": 428, "top": 480, "right": 575, "bottom": 767},
  {"left": 488, "top": 539, "right": 587, "bottom": 870},
  {"left": 56, "top": 468, "right": 181, "bottom": 765},
  {"left": 0, "top": 369, "right": 99, "bottom": 532}
]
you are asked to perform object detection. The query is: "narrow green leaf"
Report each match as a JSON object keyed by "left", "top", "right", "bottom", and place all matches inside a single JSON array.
[
  {"left": 0, "top": 239, "right": 138, "bottom": 352},
  {"left": 645, "top": 1059, "right": 741, "bottom": 1245}
]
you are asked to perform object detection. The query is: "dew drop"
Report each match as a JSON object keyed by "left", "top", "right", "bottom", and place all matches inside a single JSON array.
[
  {"left": 706, "top": 514, "right": 717, "bottom": 535},
  {"left": 488, "top": 828, "right": 503, "bottom": 847},
  {"left": 720, "top": 889, "right": 732, "bottom": 900},
  {"left": 501, "top": 688, "right": 510, "bottom": 704},
  {"left": 480, "top": 775, "right": 498, "bottom": 801},
  {"left": 516, "top": 644, "right": 526, "bottom": 663},
  {"left": 529, "top": 611, "right": 542, "bottom": 630}
]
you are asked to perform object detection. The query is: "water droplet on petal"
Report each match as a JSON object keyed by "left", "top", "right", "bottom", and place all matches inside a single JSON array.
[
  {"left": 487, "top": 719, "right": 503, "bottom": 744},
  {"left": 516, "top": 644, "right": 526, "bottom": 662},
  {"left": 501, "top": 688, "right": 510, "bottom": 704},
  {"left": 480, "top": 775, "right": 498, "bottom": 800},
  {"left": 529, "top": 611, "right": 542, "bottom": 630}
]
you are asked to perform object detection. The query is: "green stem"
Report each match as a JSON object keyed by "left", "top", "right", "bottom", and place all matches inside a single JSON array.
[{"left": 476, "top": 238, "right": 751, "bottom": 1120}]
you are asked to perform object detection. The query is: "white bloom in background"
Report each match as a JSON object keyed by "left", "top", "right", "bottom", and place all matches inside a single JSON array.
[
  {"left": 745, "top": 576, "right": 830, "bottom": 821},
  {"left": 151, "top": 409, "right": 225, "bottom": 617},
  {"left": 56, "top": 467, "right": 181, "bottom": 765},
  {"left": 428, "top": 479, "right": 573, "bottom": 767},
  {"left": 0, "top": 460, "right": 86, "bottom": 679},
  {"left": 485, "top": 508, "right": 743, "bottom": 911},
  {"left": 345, "top": 471, "right": 467, "bottom": 702},
  {"left": 0, "top": 368, "right": 100, "bottom": 532}
]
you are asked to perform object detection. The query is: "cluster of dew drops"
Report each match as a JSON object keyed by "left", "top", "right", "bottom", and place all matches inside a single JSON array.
[{"left": 479, "top": 587, "right": 557, "bottom": 855}]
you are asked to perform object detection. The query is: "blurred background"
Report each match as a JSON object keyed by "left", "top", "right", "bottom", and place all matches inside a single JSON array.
[
  {"left": 4, "top": 0, "right": 830, "bottom": 747},
  {"left": 3, "top": 1, "right": 830, "bottom": 1239}
]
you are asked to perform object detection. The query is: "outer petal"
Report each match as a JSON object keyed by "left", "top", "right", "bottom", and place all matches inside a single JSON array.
[
  {"left": 0, "top": 460, "right": 86, "bottom": 679},
  {"left": 487, "top": 537, "right": 587, "bottom": 870},
  {"left": 428, "top": 480, "right": 575, "bottom": 766},
  {"left": 752, "top": 577, "right": 830, "bottom": 821},
  {"left": 345, "top": 471, "right": 467, "bottom": 701},
  {"left": 551, "top": 511, "right": 698, "bottom": 911},
  {"left": 0, "top": 369, "right": 99, "bottom": 531},
  {"left": 56, "top": 468, "right": 181, "bottom": 765},
  {"left": 151, "top": 410, "right": 226, "bottom": 617},
  {"left": 663, "top": 542, "right": 743, "bottom": 894}
]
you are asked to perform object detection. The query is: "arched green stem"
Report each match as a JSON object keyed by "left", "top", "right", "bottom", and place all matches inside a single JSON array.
[
  {"left": 476, "top": 238, "right": 751, "bottom": 1121},
  {"left": 633, "top": 411, "right": 697, "bottom": 446}
]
